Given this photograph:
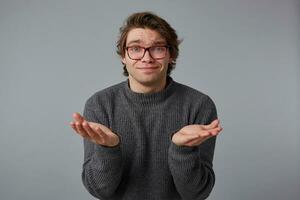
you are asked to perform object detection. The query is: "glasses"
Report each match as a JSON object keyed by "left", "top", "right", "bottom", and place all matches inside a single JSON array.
[{"left": 126, "top": 45, "right": 169, "bottom": 60}]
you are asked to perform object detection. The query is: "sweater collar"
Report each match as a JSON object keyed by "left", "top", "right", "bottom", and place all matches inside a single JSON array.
[{"left": 123, "top": 76, "right": 175, "bottom": 105}]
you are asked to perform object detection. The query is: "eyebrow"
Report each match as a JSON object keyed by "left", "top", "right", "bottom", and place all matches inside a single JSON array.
[
  {"left": 126, "top": 40, "right": 141, "bottom": 46},
  {"left": 127, "top": 39, "right": 167, "bottom": 46},
  {"left": 152, "top": 40, "right": 167, "bottom": 45}
]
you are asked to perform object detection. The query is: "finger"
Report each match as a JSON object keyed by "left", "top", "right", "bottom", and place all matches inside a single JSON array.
[
  {"left": 209, "top": 127, "right": 223, "bottom": 136},
  {"left": 203, "top": 119, "right": 219, "bottom": 130},
  {"left": 82, "top": 121, "right": 102, "bottom": 142},
  {"left": 173, "top": 133, "right": 200, "bottom": 145},
  {"left": 73, "top": 112, "right": 85, "bottom": 123},
  {"left": 70, "top": 121, "right": 79, "bottom": 133},
  {"left": 185, "top": 135, "right": 211, "bottom": 146},
  {"left": 89, "top": 123, "right": 107, "bottom": 140},
  {"left": 186, "top": 132, "right": 216, "bottom": 146},
  {"left": 208, "top": 126, "right": 222, "bottom": 133},
  {"left": 94, "top": 126, "right": 108, "bottom": 140},
  {"left": 186, "top": 126, "right": 223, "bottom": 146},
  {"left": 198, "top": 130, "right": 211, "bottom": 137},
  {"left": 183, "top": 134, "right": 201, "bottom": 144},
  {"left": 75, "top": 122, "right": 89, "bottom": 138}
]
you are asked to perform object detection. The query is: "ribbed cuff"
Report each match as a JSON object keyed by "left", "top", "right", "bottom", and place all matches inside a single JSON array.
[
  {"left": 95, "top": 144, "right": 121, "bottom": 159},
  {"left": 168, "top": 142, "right": 199, "bottom": 162}
]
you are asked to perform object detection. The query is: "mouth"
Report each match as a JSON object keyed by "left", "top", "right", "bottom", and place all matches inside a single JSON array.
[
  {"left": 137, "top": 65, "right": 159, "bottom": 69},
  {"left": 137, "top": 67, "right": 159, "bottom": 73},
  {"left": 137, "top": 65, "right": 158, "bottom": 69},
  {"left": 138, "top": 67, "right": 158, "bottom": 69}
]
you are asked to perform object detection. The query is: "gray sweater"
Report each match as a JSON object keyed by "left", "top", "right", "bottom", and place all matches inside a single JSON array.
[{"left": 82, "top": 77, "right": 218, "bottom": 200}]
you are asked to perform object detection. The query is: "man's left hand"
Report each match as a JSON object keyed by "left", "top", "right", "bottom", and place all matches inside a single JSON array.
[{"left": 172, "top": 119, "right": 222, "bottom": 147}]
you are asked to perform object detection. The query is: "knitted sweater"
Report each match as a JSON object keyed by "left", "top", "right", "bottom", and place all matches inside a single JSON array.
[{"left": 81, "top": 77, "right": 218, "bottom": 200}]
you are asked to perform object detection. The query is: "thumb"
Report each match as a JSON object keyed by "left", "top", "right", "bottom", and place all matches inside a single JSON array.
[{"left": 203, "top": 119, "right": 219, "bottom": 130}]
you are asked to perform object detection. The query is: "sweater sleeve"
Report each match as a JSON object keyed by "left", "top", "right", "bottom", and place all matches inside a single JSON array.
[
  {"left": 81, "top": 96, "right": 123, "bottom": 199},
  {"left": 168, "top": 95, "right": 218, "bottom": 200}
]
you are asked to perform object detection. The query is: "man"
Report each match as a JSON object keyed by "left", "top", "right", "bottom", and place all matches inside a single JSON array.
[{"left": 70, "top": 11, "right": 222, "bottom": 200}]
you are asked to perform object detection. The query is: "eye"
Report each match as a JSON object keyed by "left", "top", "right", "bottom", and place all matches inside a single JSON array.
[
  {"left": 153, "top": 46, "right": 165, "bottom": 52},
  {"left": 130, "top": 46, "right": 142, "bottom": 52}
]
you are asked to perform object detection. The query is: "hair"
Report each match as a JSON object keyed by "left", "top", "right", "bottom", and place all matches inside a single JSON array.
[{"left": 116, "top": 11, "right": 181, "bottom": 76}]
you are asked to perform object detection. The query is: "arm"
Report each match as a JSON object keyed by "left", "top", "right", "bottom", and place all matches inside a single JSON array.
[
  {"left": 168, "top": 96, "right": 220, "bottom": 200},
  {"left": 71, "top": 98, "right": 123, "bottom": 199},
  {"left": 82, "top": 138, "right": 123, "bottom": 199}
]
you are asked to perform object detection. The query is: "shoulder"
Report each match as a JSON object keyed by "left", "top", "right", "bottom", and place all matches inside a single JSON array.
[
  {"left": 172, "top": 80, "right": 218, "bottom": 124},
  {"left": 85, "top": 81, "right": 126, "bottom": 109},
  {"left": 172, "top": 80, "right": 215, "bottom": 107}
]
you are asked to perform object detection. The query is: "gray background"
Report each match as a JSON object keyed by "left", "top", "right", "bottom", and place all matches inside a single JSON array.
[{"left": 1, "top": 0, "right": 299, "bottom": 200}]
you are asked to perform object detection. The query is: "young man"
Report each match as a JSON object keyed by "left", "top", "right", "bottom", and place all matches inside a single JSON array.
[{"left": 70, "top": 12, "right": 222, "bottom": 200}]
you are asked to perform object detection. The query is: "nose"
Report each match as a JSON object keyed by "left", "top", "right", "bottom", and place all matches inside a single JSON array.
[{"left": 141, "top": 49, "right": 154, "bottom": 62}]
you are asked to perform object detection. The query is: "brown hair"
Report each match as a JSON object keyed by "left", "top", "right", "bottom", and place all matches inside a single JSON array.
[{"left": 116, "top": 11, "right": 181, "bottom": 76}]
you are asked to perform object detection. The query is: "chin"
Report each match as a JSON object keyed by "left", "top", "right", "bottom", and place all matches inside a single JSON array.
[
  {"left": 139, "top": 74, "right": 166, "bottom": 85},
  {"left": 138, "top": 77, "right": 158, "bottom": 85}
]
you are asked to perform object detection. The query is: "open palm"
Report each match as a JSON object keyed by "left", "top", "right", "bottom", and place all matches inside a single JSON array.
[
  {"left": 172, "top": 119, "right": 222, "bottom": 147},
  {"left": 70, "top": 113, "right": 120, "bottom": 147}
]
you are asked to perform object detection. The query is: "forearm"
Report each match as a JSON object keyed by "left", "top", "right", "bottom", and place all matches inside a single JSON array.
[
  {"left": 82, "top": 142, "right": 123, "bottom": 199},
  {"left": 168, "top": 142, "right": 215, "bottom": 200}
]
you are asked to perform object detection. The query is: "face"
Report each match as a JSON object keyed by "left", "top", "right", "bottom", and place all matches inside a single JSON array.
[{"left": 122, "top": 28, "right": 172, "bottom": 87}]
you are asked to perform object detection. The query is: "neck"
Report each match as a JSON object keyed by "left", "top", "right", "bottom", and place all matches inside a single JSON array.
[{"left": 128, "top": 76, "right": 167, "bottom": 94}]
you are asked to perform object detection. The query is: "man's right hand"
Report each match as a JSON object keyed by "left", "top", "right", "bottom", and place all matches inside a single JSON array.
[{"left": 70, "top": 113, "right": 120, "bottom": 147}]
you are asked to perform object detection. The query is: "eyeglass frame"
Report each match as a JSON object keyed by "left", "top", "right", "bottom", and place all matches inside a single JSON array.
[{"left": 125, "top": 45, "right": 170, "bottom": 60}]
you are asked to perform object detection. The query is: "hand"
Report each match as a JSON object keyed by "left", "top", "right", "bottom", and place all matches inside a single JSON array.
[
  {"left": 70, "top": 112, "right": 120, "bottom": 147},
  {"left": 172, "top": 119, "right": 223, "bottom": 147}
]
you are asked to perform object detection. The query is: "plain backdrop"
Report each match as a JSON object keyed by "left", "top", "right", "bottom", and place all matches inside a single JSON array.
[{"left": 1, "top": 0, "right": 299, "bottom": 200}]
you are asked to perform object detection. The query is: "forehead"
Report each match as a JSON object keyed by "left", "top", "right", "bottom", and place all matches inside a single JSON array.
[{"left": 126, "top": 28, "right": 166, "bottom": 45}]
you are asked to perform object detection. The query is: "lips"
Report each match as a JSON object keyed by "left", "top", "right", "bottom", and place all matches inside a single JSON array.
[
  {"left": 137, "top": 66, "right": 159, "bottom": 70},
  {"left": 137, "top": 67, "right": 159, "bottom": 73}
]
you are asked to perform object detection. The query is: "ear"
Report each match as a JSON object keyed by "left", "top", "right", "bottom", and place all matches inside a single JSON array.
[{"left": 121, "top": 57, "right": 126, "bottom": 65}]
